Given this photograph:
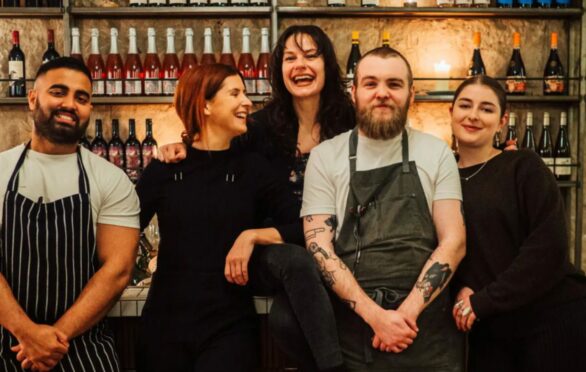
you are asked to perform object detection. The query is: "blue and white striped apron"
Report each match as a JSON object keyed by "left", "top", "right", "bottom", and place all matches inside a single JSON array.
[{"left": 0, "top": 143, "right": 120, "bottom": 371}]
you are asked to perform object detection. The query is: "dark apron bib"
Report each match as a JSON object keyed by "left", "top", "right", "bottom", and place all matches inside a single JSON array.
[
  {"left": 334, "top": 129, "right": 463, "bottom": 372},
  {"left": 0, "top": 143, "right": 120, "bottom": 372}
]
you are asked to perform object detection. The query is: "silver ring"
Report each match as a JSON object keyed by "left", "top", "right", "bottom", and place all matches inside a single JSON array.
[
  {"left": 462, "top": 307, "right": 472, "bottom": 317},
  {"left": 454, "top": 300, "right": 464, "bottom": 309}
]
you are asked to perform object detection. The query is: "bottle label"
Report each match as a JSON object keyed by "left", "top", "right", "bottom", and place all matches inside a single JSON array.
[
  {"left": 106, "top": 80, "right": 123, "bottom": 95},
  {"left": 125, "top": 80, "right": 143, "bottom": 95},
  {"left": 250, "top": 0, "right": 268, "bottom": 4},
  {"left": 256, "top": 78, "right": 271, "bottom": 95},
  {"left": 473, "top": 0, "right": 489, "bottom": 4},
  {"left": 244, "top": 79, "right": 256, "bottom": 94},
  {"left": 92, "top": 81, "right": 105, "bottom": 95},
  {"left": 328, "top": 0, "right": 345, "bottom": 4},
  {"left": 8, "top": 61, "right": 24, "bottom": 79},
  {"left": 163, "top": 79, "right": 178, "bottom": 95},
  {"left": 455, "top": 0, "right": 472, "bottom": 5},
  {"left": 142, "top": 145, "right": 157, "bottom": 169},
  {"left": 92, "top": 146, "right": 107, "bottom": 159},
  {"left": 231, "top": 0, "right": 248, "bottom": 4},
  {"left": 518, "top": 0, "right": 532, "bottom": 5},
  {"left": 542, "top": 157, "right": 555, "bottom": 173},
  {"left": 497, "top": 0, "right": 513, "bottom": 4},
  {"left": 125, "top": 145, "right": 142, "bottom": 183},
  {"left": 362, "top": 0, "right": 378, "bottom": 5},
  {"left": 145, "top": 79, "right": 163, "bottom": 95},
  {"left": 210, "top": 0, "right": 228, "bottom": 4},
  {"left": 148, "top": 0, "right": 165, "bottom": 4},
  {"left": 168, "top": 0, "right": 186, "bottom": 4},
  {"left": 544, "top": 76, "right": 565, "bottom": 94},
  {"left": 109, "top": 147, "right": 124, "bottom": 168},
  {"left": 130, "top": 0, "right": 147, "bottom": 4},
  {"left": 437, "top": 0, "right": 453, "bottom": 5},
  {"left": 555, "top": 157, "right": 572, "bottom": 176},
  {"left": 505, "top": 77, "right": 526, "bottom": 94}
]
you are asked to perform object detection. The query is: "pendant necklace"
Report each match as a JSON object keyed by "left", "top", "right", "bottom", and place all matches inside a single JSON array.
[{"left": 460, "top": 161, "right": 489, "bottom": 182}]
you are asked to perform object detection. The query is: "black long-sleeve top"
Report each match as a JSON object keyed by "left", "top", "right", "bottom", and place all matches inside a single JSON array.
[{"left": 457, "top": 150, "right": 586, "bottom": 336}]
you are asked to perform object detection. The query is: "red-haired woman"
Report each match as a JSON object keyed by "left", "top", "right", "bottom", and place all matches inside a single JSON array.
[{"left": 134, "top": 64, "right": 303, "bottom": 371}]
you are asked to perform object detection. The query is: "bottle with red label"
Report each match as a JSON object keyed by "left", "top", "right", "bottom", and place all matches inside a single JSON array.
[
  {"left": 256, "top": 27, "right": 271, "bottom": 95},
  {"left": 181, "top": 28, "right": 198, "bottom": 75},
  {"left": 106, "top": 28, "right": 124, "bottom": 96},
  {"left": 144, "top": 27, "right": 163, "bottom": 95},
  {"left": 142, "top": 119, "right": 158, "bottom": 169},
  {"left": 238, "top": 27, "right": 256, "bottom": 94},
  {"left": 70, "top": 28, "right": 84, "bottom": 62},
  {"left": 87, "top": 28, "right": 106, "bottom": 96},
  {"left": 8, "top": 30, "right": 26, "bottom": 98},
  {"left": 124, "top": 27, "right": 143, "bottom": 96},
  {"left": 163, "top": 28, "right": 180, "bottom": 96},
  {"left": 125, "top": 119, "right": 142, "bottom": 183},
  {"left": 108, "top": 119, "right": 126, "bottom": 169},
  {"left": 544, "top": 32, "right": 566, "bottom": 95},
  {"left": 201, "top": 28, "right": 216, "bottom": 65},
  {"left": 220, "top": 28, "right": 236, "bottom": 68},
  {"left": 90, "top": 119, "right": 109, "bottom": 160},
  {"left": 505, "top": 32, "right": 526, "bottom": 95}
]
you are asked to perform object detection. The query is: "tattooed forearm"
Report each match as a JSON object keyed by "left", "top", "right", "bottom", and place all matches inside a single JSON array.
[
  {"left": 305, "top": 227, "right": 326, "bottom": 241},
  {"left": 325, "top": 215, "right": 338, "bottom": 233},
  {"left": 307, "top": 242, "right": 331, "bottom": 259},
  {"left": 415, "top": 262, "right": 452, "bottom": 303},
  {"left": 305, "top": 215, "right": 314, "bottom": 222},
  {"left": 316, "top": 256, "right": 336, "bottom": 288},
  {"left": 342, "top": 299, "right": 356, "bottom": 310}
]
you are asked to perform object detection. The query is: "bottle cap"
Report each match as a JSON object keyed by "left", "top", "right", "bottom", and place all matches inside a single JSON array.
[
  {"left": 352, "top": 31, "right": 360, "bottom": 40},
  {"left": 110, "top": 27, "right": 118, "bottom": 37},
  {"left": 561, "top": 112, "right": 567, "bottom": 125},
  {"left": 48, "top": 29, "right": 54, "bottom": 43},
  {"left": 129, "top": 27, "right": 136, "bottom": 37},
  {"left": 383, "top": 31, "right": 390, "bottom": 41},
  {"left": 509, "top": 112, "right": 516, "bottom": 125},
  {"left": 543, "top": 112, "right": 550, "bottom": 126},
  {"left": 91, "top": 28, "right": 99, "bottom": 38},
  {"left": 261, "top": 27, "right": 269, "bottom": 36},
  {"left": 12, "top": 30, "right": 19, "bottom": 44},
  {"left": 72, "top": 27, "right": 80, "bottom": 37},
  {"left": 551, "top": 32, "right": 558, "bottom": 48},
  {"left": 242, "top": 27, "right": 250, "bottom": 37},
  {"left": 526, "top": 112, "right": 533, "bottom": 126},
  {"left": 204, "top": 27, "right": 212, "bottom": 36},
  {"left": 223, "top": 27, "right": 230, "bottom": 37},
  {"left": 185, "top": 28, "right": 194, "bottom": 37},
  {"left": 473, "top": 32, "right": 481, "bottom": 47},
  {"left": 513, "top": 32, "right": 520, "bottom": 48},
  {"left": 167, "top": 28, "right": 175, "bottom": 37},
  {"left": 148, "top": 27, "right": 156, "bottom": 37}
]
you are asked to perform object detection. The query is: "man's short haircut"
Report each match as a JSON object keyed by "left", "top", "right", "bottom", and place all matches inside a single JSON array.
[
  {"left": 35, "top": 57, "right": 93, "bottom": 83},
  {"left": 353, "top": 47, "right": 414, "bottom": 88}
]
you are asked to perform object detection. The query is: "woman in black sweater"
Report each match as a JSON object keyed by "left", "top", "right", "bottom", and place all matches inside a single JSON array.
[
  {"left": 450, "top": 75, "right": 586, "bottom": 372},
  {"left": 135, "top": 64, "right": 304, "bottom": 372}
]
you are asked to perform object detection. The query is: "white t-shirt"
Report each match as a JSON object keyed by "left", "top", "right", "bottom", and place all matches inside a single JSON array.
[
  {"left": 0, "top": 144, "right": 140, "bottom": 234},
  {"left": 301, "top": 128, "right": 462, "bottom": 237}
]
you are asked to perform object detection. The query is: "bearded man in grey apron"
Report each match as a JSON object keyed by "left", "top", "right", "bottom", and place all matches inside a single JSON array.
[
  {"left": 301, "top": 47, "right": 466, "bottom": 371},
  {"left": 0, "top": 58, "right": 139, "bottom": 371}
]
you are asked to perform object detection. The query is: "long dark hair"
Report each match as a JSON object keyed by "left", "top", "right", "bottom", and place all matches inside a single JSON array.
[
  {"left": 452, "top": 75, "right": 507, "bottom": 118},
  {"left": 263, "top": 25, "right": 355, "bottom": 158}
]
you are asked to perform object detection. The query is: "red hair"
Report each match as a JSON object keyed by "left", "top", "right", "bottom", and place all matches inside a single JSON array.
[{"left": 174, "top": 64, "right": 242, "bottom": 145}]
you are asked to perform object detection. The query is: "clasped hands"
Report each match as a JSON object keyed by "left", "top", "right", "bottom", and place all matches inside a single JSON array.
[
  {"left": 369, "top": 306, "right": 419, "bottom": 354},
  {"left": 11, "top": 324, "right": 69, "bottom": 371}
]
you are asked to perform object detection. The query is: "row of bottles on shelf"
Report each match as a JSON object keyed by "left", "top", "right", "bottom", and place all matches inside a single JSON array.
[
  {"left": 494, "top": 111, "right": 571, "bottom": 179},
  {"left": 1, "top": 0, "right": 61, "bottom": 7},
  {"left": 323, "top": 0, "right": 572, "bottom": 8},
  {"left": 129, "top": 0, "right": 267, "bottom": 6},
  {"left": 6, "top": 27, "right": 271, "bottom": 98},
  {"left": 80, "top": 118, "right": 158, "bottom": 183},
  {"left": 344, "top": 31, "right": 566, "bottom": 95}
]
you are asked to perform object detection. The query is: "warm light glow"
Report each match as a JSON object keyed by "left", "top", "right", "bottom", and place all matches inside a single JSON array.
[{"left": 433, "top": 60, "right": 451, "bottom": 91}]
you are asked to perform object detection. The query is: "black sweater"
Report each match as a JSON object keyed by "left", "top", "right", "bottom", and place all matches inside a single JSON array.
[{"left": 457, "top": 150, "right": 586, "bottom": 336}]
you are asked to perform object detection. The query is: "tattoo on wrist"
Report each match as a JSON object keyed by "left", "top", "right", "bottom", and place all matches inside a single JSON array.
[
  {"left": 415, "top": 262, "right": 452, "bottom": 303},
  {"left": 305, "top": 227, "right": 326, "bottom": 241},
  {"left": 316, "top": 256, "right": 336, "bottom": 288},
  {"left": 342, "top": 299, "right": 356, "bottom": 310}
]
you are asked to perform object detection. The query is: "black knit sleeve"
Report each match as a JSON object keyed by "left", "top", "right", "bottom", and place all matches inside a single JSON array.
[
  {"left": 470, "top": 152, "right": 569, "bottom": 319},
  {"left": 135, "top": 160, "right": 167, "bottom": 231}
]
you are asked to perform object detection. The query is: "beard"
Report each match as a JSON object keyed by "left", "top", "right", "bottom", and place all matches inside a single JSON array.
[
  {"left": 357, "top": 98, "right": 410, "bottom": 140},
  {"left": 33, "top": 101, "right": 89, "bottom": 145}
]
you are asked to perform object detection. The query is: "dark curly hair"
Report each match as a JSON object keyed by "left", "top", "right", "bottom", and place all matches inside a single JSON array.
[{"left": 263, "top": 25, "right": 355, "bottom": 158}]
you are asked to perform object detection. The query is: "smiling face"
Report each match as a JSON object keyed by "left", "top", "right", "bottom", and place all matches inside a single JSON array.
[
  {"left": 204, "top": 74, "right": 252, "bottom": 139},
  {"left": 451, "top": 83, "right": 507, "bottom": 150},
  {"left": 281, "top": 33, "right": 326, "bottom": 100},
  {"left": 28, "top": 68, "right": 92, "bottom": 145},
  {"left": 352, "top": 55, "right": 414, "bottom": 140}
]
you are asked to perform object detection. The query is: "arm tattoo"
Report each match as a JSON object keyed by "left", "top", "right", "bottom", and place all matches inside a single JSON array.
[
  {"left": 342, "top": 299, "right": 356, "bottom": 310},
  {"left": 316, "top": 256, "right": 336, "bottom": 288},
  {"left": 307, "top": 242, "right": 330, "bottom": 259},
  {"left": 305, "top": 215, "right": 314, "bottom": 222},
  {"left": 305, "top": 227, "right": 326, "bottom": 241},
  {"left": 325, "top": 215, "right": 338, "bottom": 233},
  {"left": 415, "top": 262, "right": 452, "bottom": 303}
]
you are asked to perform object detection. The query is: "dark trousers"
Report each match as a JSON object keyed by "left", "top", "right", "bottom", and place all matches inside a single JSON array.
[
  {"left": 250, "top": 243, "right": 344, "bottom": 371},
  {"left": 469, "top": 298, "right": 586, "bottom": 372},
  {"left": 135, "top": 322, "right": 258, "bottom": 372}
]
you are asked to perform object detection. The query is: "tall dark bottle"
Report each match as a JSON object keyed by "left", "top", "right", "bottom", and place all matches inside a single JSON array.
[
  {"left": 125, "top": 119, "right": 142, "bottom": 183},
  {"left": 142, "top": 119, "right": 158, "bottom": 170},
  {"left": 554, "top": 112, "right": 571, "bottom": 180},
  {"left": 46, "top": 0, "right": 62, "bottom": 7},
  {"left": 4, "top": 0, "right": 20, "bottom": 7},
  {"left": 505, "top": 32, "right": 526, "bottom": 95},
  {"left": 8, "top": 31, "right": 26, "bottom": 97},
  {"left": 26, "top": 0, "right": 41, "bottom": 7},
  {"left": 467, "top": 32, "right": 485, "bottom": 78},
  {"left": 346, "top": 31, "right": 361, "bottom": 91},
  {"left": 80, "top": 132, "right": 91, "bottom": 149},
  {"left": 505, "top": 112, "right": 518, "bottom": 148},
  {"left": 108, "top": 119, "right": 125, "bottom": 169},
  {"left": 537, "top": 112, "right": 554, "bottom": 173},
  {"left": 90, "top": 119, "right": 109, "bottom": 160},
  {"left": 493, "top": 130, "right": 502, "bottom": 150},
  {"left": 521, "top": 112, "right": 536, "bottom": 151},
  {"left": 42, "top": 29, "right": 60, "bottom": 64},
  {"left": 543, "top": 32, "right": 566, "bottom": 95}
]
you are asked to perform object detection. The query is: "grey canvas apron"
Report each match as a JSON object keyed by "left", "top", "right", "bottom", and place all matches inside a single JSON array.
[
  {"left": 333, "top": 128, "right": 463, "bottom": 372},
  {"left": 0, "top": 143, "right": 120, "bottom": 371}
]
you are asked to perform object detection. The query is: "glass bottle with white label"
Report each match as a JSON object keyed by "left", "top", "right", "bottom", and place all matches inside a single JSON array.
[
  {"left": 361, "top": 0, "right": 378, "bottom": 6},
  {"left": 8, "top": 30, "right": 26, "bottom": 97},
  {"left": 70, "top": 27, "right": 83, "bottom": 62},
  {"left": 437, "top": 0, "right": 454, "bottom": 7},
  {"left": 238, "top": 28, "right": 257, "bottom": 94},
  {"left": 554, "top": 112, "right": 571, "bottom": 180},
  {"left": 163, "top": 28, "right": 180, "bottom": 96},
  {"left": 144, "top": 28, "right": 163, "bottom": 96},
  {"left": 168, "top": 0, "right": 187, "bottom": 6},
  {"left": 256, "top": 28, "right": 271, "bottom": 95},
  {"left": 538, "top": 112, "right": 554, "bottom": 173},
  {"left": 473, "top": 0, "right": 490, "bottom": 7},
  {"left": 328, "top": 0, "right": 346, "bottom": 7},
  {"left": 106, "top": 28, "right": 124, "bottom": 96},
  {"left": 87, "top": 28, "right": 105, "bottom": 96},
  {"left": 455, "top": 0, "right": 471, "bottom": 7},
  {"left": 124, "top": 27, "right": 143, "bottom": 96}
]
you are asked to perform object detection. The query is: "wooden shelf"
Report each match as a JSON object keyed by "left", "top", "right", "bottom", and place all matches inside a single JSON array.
[
  {"left": 70, "top": 6, "right": 271, "bottom": 18},
  {"left": 0, "top": 7, "right": 63, "bottom": 17},
  {"left": 415, "top": 94, "right": 581, "bottom": 103}
]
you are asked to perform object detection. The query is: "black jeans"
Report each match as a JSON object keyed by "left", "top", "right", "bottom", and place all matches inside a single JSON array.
[{"left": 250, "top": 243, "right": 344, "bottom": 371}]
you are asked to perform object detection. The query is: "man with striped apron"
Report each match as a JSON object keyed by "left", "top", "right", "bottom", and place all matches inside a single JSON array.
[
  {"left": 301, "top": 48, "right": 466, "bottom": 370},
  {"left": 0, "top": 58, "right": 139, "bottom": 371}
]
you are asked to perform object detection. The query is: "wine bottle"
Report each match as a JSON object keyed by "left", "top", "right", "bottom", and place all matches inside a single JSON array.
[
  {"left": 70, "top": 27, "right": 84, "bottom": 62},
  {"left": 437, "top": 0, "right": 454, "bottom": 7},
  {"left": 256, "top": 27, "right": 271, "bottom": 95},
  {"left": 455, "top": 0, "right": 471, "bottom": 8},
  {"left": 231, "top": 0, "right": 248, "bottom": 6},
  {"left": 125, "top": 119, "right": 142, "bottom": 183},
  {"left": 554, "top": 112, "right": 571, "bottom": 180},
  {"left": 538, "top": 112, "right": 554, "bottom": 173},
  {"left": 505, "top": 112, "right": 518, "bottom": 148},
  {"left": 382, "top": 31, "right": 390, "bottom": 48},
  {"left": 181, "top": 28, "right": 198, "bottom": 75},
  {"left": 130, "top": 0, "right": 147, "bottom": 7},
  {"left": 346, "top": 31, "right": 361, "bottom": 90},
  {"left": 496, "top": 0, "right": 513, "bottom": 7},
  {"left": 250, "top": 0, "right": 268, "bottom": 5},
  {"left": 106, "top": 28, "right": 124, "bottom": 96},
  {"left": 80, "top": 131, "right": 91, "bottom": 149},
  {"left": 518, "top": 0, "right": 533, "bottom": 7},
  {"left": 473, "top": 0, "right": 489, "bottom": 6},
  {"left": 169, "top": 0, "right": 187, "bottom": 7},
  {"left": 209, "top": 0, "right": 228, "bottom": 6},
  {"left": 87, "top": 28, "right": 106, "bottom": 96},
  {"left": 521, "top": 112, "right": 536, "bottom": 151},
  {"left": 543, "top": 32, "right": 566, "bottom": 95},
  {"left": 144, "top": 27, "right": 163, "bottom": 96},
  {"left": 108, "top": 119, "right": 125, "bottom": 169},
  {"left": 8, "top": 30, "right": 26, "bottom": 98},
  {"left": 189, "top": 0, "right": 207, "bottom": 6},
  {"left": 361, "top": 0, "right": 378, "bottom": 6},
  {"left": 238, "top": 27, "right": 257, "bottom": 94},
  {"left": 124, "top": 27, "right": 143, "bottom": 96},
  {"left": 328, "top": 0, "right": 345, "bottom": 7},
  {"left": 148, "top": 0, "right": 166, "bottom": 6},
  {"left": 26, "top": 0, "right": 41, "bottom": 9},
  {"left": 142, "top": 118, "right": 158, "bottom": 169},
  {"left": 467, "top": 32, "right": 485, "bottom": 78},
  {"left": 4, "top": 0, "right": 19, "bottom": 7},
  {"left": 505, "top": 32, "right": 527, "bottom": 95},
  {"left": 163, "top": 28, "right": 180, "bottom": 96},
  {"left": 403, "top": 0, "right": 417, "bottom": 6},
  {"left": 42, "top": 30, "right": 60, "bottom": 64},
  {"left": 556, "top": 0, "right": 570, "bottom": 7},
  {"left": 201, "top": 28, "right": 217, "bottom": 65},
  {"left": 90, "top": 119, "right": 109, "bottom": 160},
  {"left": 538, "top": 0, "right": 552, "bottom": 7},
  {"left": 220, "top": 28, "right": 236, "bottom": 68},
  {"left": 46, "top": 0, "right": 61, "bottom": 7}
]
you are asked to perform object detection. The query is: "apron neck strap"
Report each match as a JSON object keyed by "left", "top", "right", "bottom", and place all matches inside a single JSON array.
[
  {"left": 348, "top": 128, "right": 411, "bottom": 174},
  {"left": 401, "top": 129, "right": 410, "bottom": 174}
]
